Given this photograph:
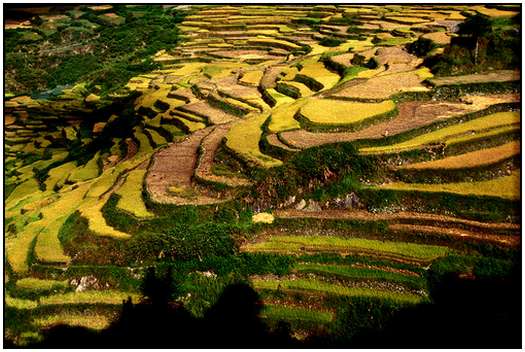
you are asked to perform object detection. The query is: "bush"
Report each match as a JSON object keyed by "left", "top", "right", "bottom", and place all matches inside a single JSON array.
[{"left": 318, "top": 37, "right": 345, "bottom": 47}]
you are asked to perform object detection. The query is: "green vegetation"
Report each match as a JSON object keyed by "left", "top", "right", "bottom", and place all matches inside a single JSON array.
[
  {"left": 253, "top": 277, "right": 426, "bottom": 304},
  {"left": 244, "top": 235, "right": 451, "bottom": 261},
  {"left": 261, "top": 304, "right": 334, "bottom": 324},
  {"left": 5, "top": 5, "right": 185, "bottom": 95},
  {"left": 295, "top": 263, "right": 426, "bottom": 290},
  {"left": 360, "top": 111, "right": 520, "bottom": 154},
  {"left": 4, "top": 4, "right": 521, "bottom": 347},
  {"left": 380, "top": 169, "right": 520, "bottom": 200}
]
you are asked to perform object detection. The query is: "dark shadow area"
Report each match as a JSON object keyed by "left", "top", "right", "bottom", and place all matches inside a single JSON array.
[
  {"left": 307, "top": 262, "right": 522, "bottom": 348},
  {"left": 19, "top": 263, "right": 521, "bottom": 348},
  {"left": 26, "top": 268, "right": 298, "bottom": 348}
]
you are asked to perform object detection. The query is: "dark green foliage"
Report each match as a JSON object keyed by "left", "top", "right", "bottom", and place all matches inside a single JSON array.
[
  {"left": 325, "top": 297, "right": 406, "bottom": 344},
  {"left": 318, "top": 37, "right": 345, "bottom": 47},
  {"left": 426, "top": 13, "right": 520, "bottom": 75},
  {"left": 5, "top": 5, "right": 185, "bottom": 95},
  {"left": 407, "top": 37, "right": 437, "bottom": 57}
]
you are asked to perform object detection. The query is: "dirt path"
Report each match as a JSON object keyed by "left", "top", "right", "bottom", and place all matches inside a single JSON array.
[
  {"left": 275, "top": 209, "right": 520, "bottom": 232},
  {"left": 145, "top": 127, "right": 225, "bottom": 205},
  {"left": 195, "top": 123, "right": 251, "bottom": 187},
  {"left": 266, "top": 133, "right": 300, "bottom": 152},
  {"left": 279, "top": 94, "right": 519, "bottom": 149}
]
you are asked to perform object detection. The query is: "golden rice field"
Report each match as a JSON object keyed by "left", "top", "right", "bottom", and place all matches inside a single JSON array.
[
  {"left": 243, "top": 235, "right": 450, "bottom": 260},
  {"left": 299, "top": 98, "right": 396, "bottom": 126},
  {"left": 360, "top": 111, "right": 520, "bottom": 154},
  {"left": 4, "top": 4, "right": 521, "bottom": 345},
  {"left": 380, "top": 169, "right": 520, "bottom": 200},
  {"left": 115, "top": 168, "right": 154, "bottom": 218},
  {"left": 252, "top": 277, "right": 426, "bottom": 304},
  {"left": 400, "top": 141, "right": 520, "bottom": 170},
  {"left": 226, "top": 113, "right": 283, "bottom": 168}
]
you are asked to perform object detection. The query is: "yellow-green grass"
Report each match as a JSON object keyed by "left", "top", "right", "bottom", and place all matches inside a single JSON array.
[
  {"left": 356, "top": 66, "right": 386, "bottom": 78},
  {"left": 6, "top": 178, "right": 41, "bottom": 205},
  {"left": 39, "top": 290, "right": 141, "bottom": 305},
  {"left": 85, "top": 169, "right": 120, "bottom": 199},
  {"left": 261, "top": 304, "right": 334, "bottom": 324},
  {"left": 115, "top": 169, "right": 154, "bottom": 218},
  {"left": 126, "top": 76, "right": 152, "bottom": 91},
  {"left": 34, "top": 216, "right": 71, "bottom": 264},
  {"left": 202, "top": 65, "right": 230, "bottom": 79},
  {"left": 34, "top": 312, "right": 112, "bottom": 331},
  {"left": 68, "top": 152, "right": 101, "bottom": 183},
  {"left": 134, "top": 128, "right": 155, "bottom": 155},
  {"left": 62, "top": 126, "right": 77, "bottom": 140},
  {"left": 253, "top": 278, "right": 425, "bottom": 304},
  {"left": 380, "top": 169, "right": 520, "bottom": 200},
  {"left": 385, "top": 15, "right": 429, "bottom": 23},
  {"left": 223, "top": 96, "right": 260, "bottom": 113},
  {"left": 297, "top": 60, "right": 341, "bottom": 90},
  {"left": 44, "top": 161, "right": 77, "bottom": 190},
  {"left": 244, "top": 235, "right": 450, "bottom": 261},
  {"left": 295, "top": 263, "right": 425, "bottom": 289},
  {"left": 400, "top": 141, "right": 520, "bottom": 170},
  {"left": 32, "top": 183, "right": 92, "bottom": 264},
  {"left": 146, "top": 128, "right": 167, "bottom": 146},
  {"left": 268, "top": 100, "right": 305, "bottom": 133},
  {"left": 277, "top": 81, "right": 313, "bottom": 98},
  {"left": 247, "top": 37, "right": 301, "bottom": 51},
  {"left": 240, "top": 70, "right": 264, "bottom": 86},
  {"left": 472, "top": 5, "right": 518, "bottom": 17},
  {"left": 429, "top": 70, "right": 519, "bottom": 87},
  {"left": 79, "top": 198, "right": 131, "bottom": 239},
  {"left": 5, "top": 295, "right": 38, "bottom": 310},
  {"left": 7, "top": 183, "right": 90, "bottom": 273},
  {"left": 14, "top": 150, "right": 68, "bottom": 184},
  {"left": 160, "top": 62, "right": 209, "bottom": 76},
  {"left": 16, "top": 278, "right": 68, "bottom": 292},
  {"left": 225, "top": 113, "right": 283, "bottom": 168},
  {"left": 134, "top": 87, "right": 186, "bottom": 111},
  {"left": 146, "top": 114, "right": 162, "bottom": 128},
  {"left": 264, "top": 88, "right": 296, "bottom": 107},
  {"left": 300, "top": 99, "right": 396, "bottom": 126},
  {"left": 173, "top": 116, "right": 207, "bottom": 132},
  {"left": 360, "top": 111, "right": 520, "bottom": 154},
  {"left": 6, "top": 221, "right": 44, "bottom": 273}
]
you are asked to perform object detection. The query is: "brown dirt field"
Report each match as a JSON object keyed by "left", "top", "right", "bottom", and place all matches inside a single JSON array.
[
  {"left": 400, "top": 141, "right": 520, "bottom": 170},
  {"left": 260, "top": 65, "right": 287, "bottom": 90},
  {"left": 374, "top": 47, "right": 420, "bottom": 67},
  {"left": 5, "top": 115, "right": 16, "bottom": 125},
  {"left": 145, "top": 127, "right": 225, "bottom": 205},
  {"left": 389, "top": 224, "right": 520, "bottom": 247},
  {"left": 180, "top": 101, "right": 238, "bottom": 125},
  {"left": 266, "top": 134, "right": 300, "bottom": 152},
  {"left": 275, "top": 209, "right": 520, "bottom": 232},
  {"left": 429, "top": 70, "right": 520, "bottom": 86},
  {"left": 216, "top": 76, "right": 262, "bottom": 100},
  {"left": 122, "top": 138, "right": 138, "bottom": 161},
  {"left": 329, "top": 70, "right": 428, "bottom": 100},
  {"left": 195, "top": 123, "right": 251, "bottom": 187},
  {"left": 328, "top": 53, "right": 354, "bottom": 68},
  {"left": 279, "top": 94, "right": 519, "bottom": 149}
]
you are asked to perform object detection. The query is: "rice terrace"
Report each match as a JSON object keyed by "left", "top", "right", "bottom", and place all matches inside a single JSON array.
[{"left": 3, "top": 3, "right": 522, "bottom": 348}]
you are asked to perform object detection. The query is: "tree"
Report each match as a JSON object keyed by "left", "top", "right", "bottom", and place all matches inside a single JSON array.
[{"left": 457, "top": 14, "right": 492, "bottom": 65}]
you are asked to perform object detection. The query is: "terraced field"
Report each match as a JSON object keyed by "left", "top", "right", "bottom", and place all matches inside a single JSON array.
[{"left": 4, "top": 4, "right": 521, "bottom": 347}]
